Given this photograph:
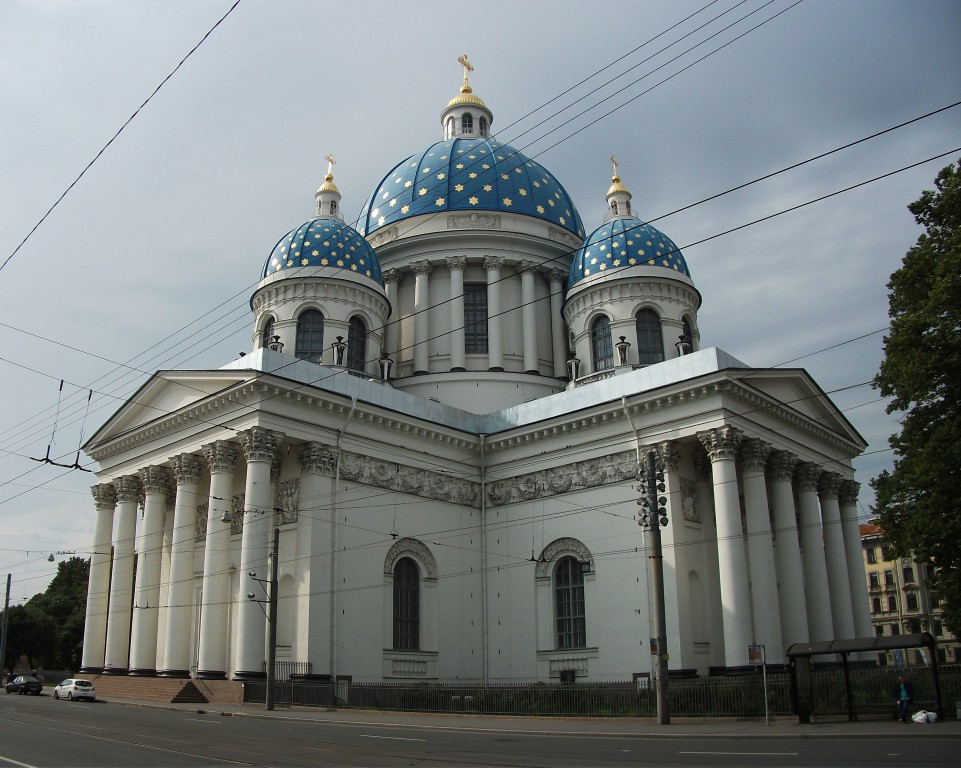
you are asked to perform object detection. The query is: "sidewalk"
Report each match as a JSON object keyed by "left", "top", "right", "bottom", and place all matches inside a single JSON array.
[{"left": 99, "top": 695, "right": 961, "bottom": 739}]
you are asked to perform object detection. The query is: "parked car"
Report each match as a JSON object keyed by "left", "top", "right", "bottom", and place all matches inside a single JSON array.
[
  {"left": 52, "top": 678, "right": 96, "bottom": 701},
  {"left": 5, "top": 675, "right": 43, "bottom": 695}
]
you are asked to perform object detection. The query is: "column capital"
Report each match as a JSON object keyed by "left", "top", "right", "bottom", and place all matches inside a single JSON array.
[
  {"left": 740, "top": 438, "right": 771, "bottom": 473},
  {"left": 654, "top": 440, "right": 681, "bottom": 472},
  {"left": 697, "top": 425, "right": 742, "bottom": 461},
  {"left": 114, "top": 475, "right": 142, "bottom": 504},
  {"left": 840, "top": 479, "right": 861, "bottom": 506},
  {"left": 90, "top": 483, "right": 117, "bottom": 510},
  {"left": 202, "top": 440, "right": 240, "bottom": 475},
  {"left": 382, "top": 267, "right": 403, "bottom": 285},
  {"left": 483, "top": 255, "right": 504, "bottom": 271},
  {"left": 411, "top": 260, "right": 432, "bottom": 276},
  {"left": 547, "top": 267, "right": 565, "bottom": 285},
  {"left": 139, "top": 465, "right": 172, "bottom": 496},
  {"left": 445, "top": 255, "right": 466, "bottom": 271},
  {"left": 818, "top": 471, "right": 843, "bottom": 500},
  {"left": 795, "top": 461, "right": 822, "bottom": 491},
  {"left": 768, "top": 450, "right": 797, "bottom": 481},
  {"left": 171, "top": 453, "right": 203, "bottom": 485},
  {"left": 238, "top": 427, "right": 284, "bottom": 464},
  {"left": 299, "top": 442, "right": 336, "bottom": 475},
  {"left": 517, "top": 260, "right": 538, "bottom": 275}
]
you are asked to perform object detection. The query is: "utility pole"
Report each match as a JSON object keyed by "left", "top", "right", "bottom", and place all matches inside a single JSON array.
[
  {"left": 638, "top": 451, "right": 670, "bottom": 725},
  {"left": 0, "top": 574, "right": 10, "bottom": 681},
  {"left": 266, "top": 527, "right": 279, "bottom": 712}
]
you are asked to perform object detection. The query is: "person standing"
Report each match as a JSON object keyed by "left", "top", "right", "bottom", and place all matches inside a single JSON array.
[{"left": 893, "top": 675, "right": 915, "bottom": 722}]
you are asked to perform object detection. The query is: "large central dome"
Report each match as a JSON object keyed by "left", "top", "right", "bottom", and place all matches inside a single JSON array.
[{"left": 359, "top": 137, "right": 585, "bottom": 240}]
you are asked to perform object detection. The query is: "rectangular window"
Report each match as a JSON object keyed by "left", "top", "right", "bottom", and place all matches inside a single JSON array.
[
  {"left": 884, "top": 570, "right": 895, "bottom": 586},
  {"left": 871, "top": 597, "right": 882, "bottom": 613},
  {"left": 464, "top": 284, "right": 488, "bottom": 354},
  {"left": 891, "top": 623, "right": 900, "bottom": 635},
  {"left": 934, "top": 619, "right": 943, "bottom": 636},
  {"left": 881, "top": 545, "right": 892, "bottom": 561},
  {"left": 902, "top": 565, "right": 915, "bottom": 583},
  {"left": 888, "top": 595, "right": 897, "bottom": 612},
  {"left": 866, "top": 548, "right": 877, "bottom": 564},
  {"left": 875, "top": 623, "right": 884, "bottom": 637},
  {"left": 869, "top": 572, "right": 880, "bottom": 588},
  {"left": 906, "top": 593, "right": 919, "bottom": 611}
]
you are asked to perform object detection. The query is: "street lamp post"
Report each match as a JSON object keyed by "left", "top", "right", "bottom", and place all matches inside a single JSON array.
[
  {"left": 248, "top": 527, "right": 280, "bottom": 711},
  {"left": 0, "top": 574, "right": 11, "bottom": 680}
]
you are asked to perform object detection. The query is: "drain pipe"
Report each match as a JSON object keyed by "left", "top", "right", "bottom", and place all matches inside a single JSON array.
[
  {"left": 479, "top": 434, "right": 489, "bottom": 686},
  {"left": 330, "top": 396, "right": 357, "bottom": 684}
]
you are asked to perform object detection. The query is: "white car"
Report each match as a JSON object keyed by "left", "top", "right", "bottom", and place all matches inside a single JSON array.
[{"left": 52, "top": 679, "right": 96, "bottom": 701}]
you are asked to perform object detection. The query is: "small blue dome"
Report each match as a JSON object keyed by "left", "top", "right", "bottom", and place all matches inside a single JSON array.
[
  {"left": 360, "top": 138, "right": 584, "bottom": 239},
  {"left": 262, "top": 217, "right": 382, "bottom": 283},
  {"left": 567, "top": 216, "right": 691, "bottom": 289}
]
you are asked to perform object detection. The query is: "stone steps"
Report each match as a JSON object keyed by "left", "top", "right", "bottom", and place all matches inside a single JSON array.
[{"left": 91, "top": 676, "right": 209, "bottom": 704}]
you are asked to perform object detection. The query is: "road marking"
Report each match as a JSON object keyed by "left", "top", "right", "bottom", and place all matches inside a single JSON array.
[
  {"left": 361, "top": 734, "right": 427, "bottom": 742},
  {"left": 184, "top": 717, "right": 221, "bottom": 723},
  {"left": 680, "top": 751, "right": 798, "bottom": 756},
  {"left": 0, "top": 755, "right": 39, "bottom": 768}
]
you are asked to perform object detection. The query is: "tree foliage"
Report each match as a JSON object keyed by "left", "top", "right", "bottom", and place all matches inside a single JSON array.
[
  {"left": 1, "top": 557, "right": 89, "bottom": 673},
  {"left": 872, "top": 160, "right": 961, "bottom": 636}
]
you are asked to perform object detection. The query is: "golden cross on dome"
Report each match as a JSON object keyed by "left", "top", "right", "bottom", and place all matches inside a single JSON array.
[
  {"left": 457, "top": 54, "right": 474, "bottom": 90},
  {"left": 610, "top": 155, "right": 619, "bottom": 176},
  {"left": 324, "top": 154, "right": 336, "bottom": 178}
]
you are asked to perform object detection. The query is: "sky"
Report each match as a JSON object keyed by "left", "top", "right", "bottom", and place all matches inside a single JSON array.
[{"left": 0, "top": 0, "right": 959, "bottom": 604}]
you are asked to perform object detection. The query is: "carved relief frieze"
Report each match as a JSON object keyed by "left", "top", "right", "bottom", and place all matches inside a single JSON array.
[
  {"left": 231, "top": 494, "right": 245, "bottom": 535},
  {"left": 339, "top": 451, "right": 479, "bottom": 508},
  {"left": 367, "top": 226, "right": 398, "bottom": 248},
  {"left": 680, "top": 477, "right": 699, "bottom": 523},
  {"left": 196, "top": 502, "right": 208, "bottom": 542},
  {"left": 276, "top": 479, "right": 300, "bottom": 525},
  {"left": 448, "top": 213, "right": 500, "bottom": 229},
  {"left": 487, "top": 450, "right": 636, "bottom": 507},
  {"left": 548, "top": 227, "right": 581, "bottom": 249}
]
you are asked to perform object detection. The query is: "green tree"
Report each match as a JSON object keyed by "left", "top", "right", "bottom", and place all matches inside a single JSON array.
[
  {"left": 872, "top": 160, "right": 961, "bottom": 637},
  {"left": 26, "top": 557, "right": 90, "bottom": 670}
]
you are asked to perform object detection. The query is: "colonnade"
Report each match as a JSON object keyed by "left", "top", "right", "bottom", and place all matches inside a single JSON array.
[
  {"left": 381, "top": 259, "right": 568, "bottom": 376},
  {"left": 685, "top": 426, "right": 871, "bottom": 667},
  {"left": 79, "top": 427, "right": 291, "bottom": 679}
]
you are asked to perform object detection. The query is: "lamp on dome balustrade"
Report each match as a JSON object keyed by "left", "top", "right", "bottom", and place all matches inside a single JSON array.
[
  {"left": 675, "top": 335, "right": 691, "bottom": 357},
  {"left": 267, "top": 335, "right": 284, "bottom": 353},
  {"left": 378, "top": 351, "right": 393, "bottom": 382},
  {"left": 615, "top": 336, "right": 631, "bottom": 367},
  {"left": 567, "top": 356, "right": 580, "bottom": 381},
  {"left": 332, "top": 336, "right": 347, "bottom": 367}
]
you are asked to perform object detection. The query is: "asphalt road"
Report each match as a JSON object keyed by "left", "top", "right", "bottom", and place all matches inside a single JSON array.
[{"left": 1, "top": 693, "right": 959, "bottom": 767}]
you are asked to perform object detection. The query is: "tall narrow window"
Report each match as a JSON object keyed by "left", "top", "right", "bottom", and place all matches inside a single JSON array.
[
  {"left": 682, "top": 317, "right": 693, "bottom": 351},
  {"left": 554, "top": 557, "right": 586, "bottom": 649},
  {"left": 262, "top": 317, "right": 275, "bottom": 349},
  {"left": 479, "top": 116, "right": 488, "bottom": 137},
  {"left": 461, "top": 113, "right": 473, "bottom": 134},
  {"left": 591, "top": 316, "right": 613, "bottom": 371},
  {"left": 295, "top": 309, "right": 325, "bottom": 363},
  {"left": 446, "top": 117, "right": 454, "bottom": 139},
  {"left": 347, "top": 316, "right": 367, "bottom": 373},
  {"left": 464, "top": 283, "right": 488, "bottom": 354},
  {"left": 393, "top": 557, "right": 420, "bottom": 651},
  {"left": 635, "top": 309, "right": 664, "bottom": 365}
]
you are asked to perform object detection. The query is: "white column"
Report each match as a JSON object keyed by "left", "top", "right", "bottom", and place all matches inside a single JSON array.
[
  {"left": 446, "top": 257, "right": 466, "bottom": 371},
  {"left": 820, "top": 472, "right": 856, "bottom": 640},
  {"left": 103, "top": 475, "right": 141, "bottom": 674},
  {"left": 796, "top": 462, "right": 833, "bottom": 641},
  {"left": 79, "top": 483, "right": 116, "bottom": 674},
  {"left": 549, "top": 268, "right": 568, "bottom": 379},
  {"left": 129, "top": 465, "right": 171, "bottom": 675},
  {"left": 383, "top": 268, "right": 401, "bottom": 361},
  {"left": 519, "top": 261, "right": 538, "bottom": 373},
  {"left": 768, "top": 451, "right": 809, "bottom": 645},
  {"left": 840, "top": 480, "right": 872, "bottom": 641},
  {"left": 197, "top": 441, "right": 239, "bottom": 679},
  {"left": 740, "top": 439, "right": 784, "bottom": 663},
  {"left": 484, "top": 256, "right": 503, "bottom": 370},
  {"left": 698, "top": 426, "right": 753, "bottom": 668},
  {"left": 297, "top": 443, "right": 335, "bottom": 675},
  {"left": 412, "top": 261, "right": 431, "bottom": 374},
  {"left": 234, "top": 427, "right": 284, "bottom": 679},
  {"left": 159, "top": 453, "right": 203, "bottom": 677}
]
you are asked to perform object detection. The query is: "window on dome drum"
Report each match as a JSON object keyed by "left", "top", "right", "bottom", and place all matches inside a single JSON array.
[
  {"left": 330, "top": 200, "right": 337, "bottom": 215},
  {"left": 446, "top": 117, "right": 454, "bottom": 140},
  {"left": 295, "top": 309, "right": 325, "bottom": 363},
  {"left": 392, "top": 557, "right": 420, "bottom": 651},
  {"left": 635, "top": 309, "right": 664, "bottom": 365},
  {"left": 464, "top": 284, "right": 488, "bottom": 354},
  {"left": 261, "top": 318, "right": 274, "bottom": 349},
  {"left": 554, "top": 556, "right": 586, "bottom": 649},
  {"left": 347, "top": 316, "right": 367, "bottom": 373},
  {"left": 591, "top": 316, "right": 613, "bottom": 372},
  {"left": 682, "top": 318, "right": 694, "bottom": 351},
  {"left": 479, "top": 116, "right": 488, "bottom": 137},
  {"left": 461, "top": 113, "right": 473, "bottom": 134}
]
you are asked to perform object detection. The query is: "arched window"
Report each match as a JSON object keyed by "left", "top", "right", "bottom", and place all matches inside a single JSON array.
[
  {"left": 479, "top": 116, "right": 488, "bottom": 137},
  {"left": 330, "top": 200, "right": 337, "bottom": 215},
  {"left": 446, "top": 116, "right": 454, "bottom": 139},
  {"left": 682, "top": 317, "right": 694, "bottom": 351},
  {"left": 461, "top": 113, "right": 473, "bottom": 134},
  {"left": 347, "top": 316, "right": 367, "bottom": 373},
  {"left": 554, "top": 556, "right": 586, "bottom": 649},
  {"left": 261, "top": 317, "right": 275, "bottom": 349},
  {"left": 295, "top": 309, "right": 325, "bottom": 363},
  {"left": 393, "top": 557, "right": 420, "bottom": 650},
  {"left": 635, "top": 309, "right": 664, "bottom": 365},
  {"left": 591, "top": 316, "right": 613, "bottom": 371},
  {"left": 610, "top": 200, "right": 618, "bottom": 214}
]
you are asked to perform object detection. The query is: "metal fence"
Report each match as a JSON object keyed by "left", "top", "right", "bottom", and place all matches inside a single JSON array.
[{"left": 243, "top": 664, "right": 961, "bottom": 719}]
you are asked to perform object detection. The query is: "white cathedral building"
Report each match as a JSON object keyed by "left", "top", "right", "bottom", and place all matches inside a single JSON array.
[{"left": 80, "top": 62, "right": 871, "bottom": 685}]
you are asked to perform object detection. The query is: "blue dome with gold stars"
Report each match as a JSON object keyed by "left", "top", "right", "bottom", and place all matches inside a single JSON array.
[
  {"left": 360, "top": 138, "right": 584, "bottom": 239},
  {"left": 262, "top": 216, "right": 382, "bottom": 283},
  {"left": 567, "top": 216, "right": 691, "bottom": 289}
]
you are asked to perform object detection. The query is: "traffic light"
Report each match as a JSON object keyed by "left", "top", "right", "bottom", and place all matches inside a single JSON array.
[{"left": 638, "top": 453, "right": 669, "bottom": 530}]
